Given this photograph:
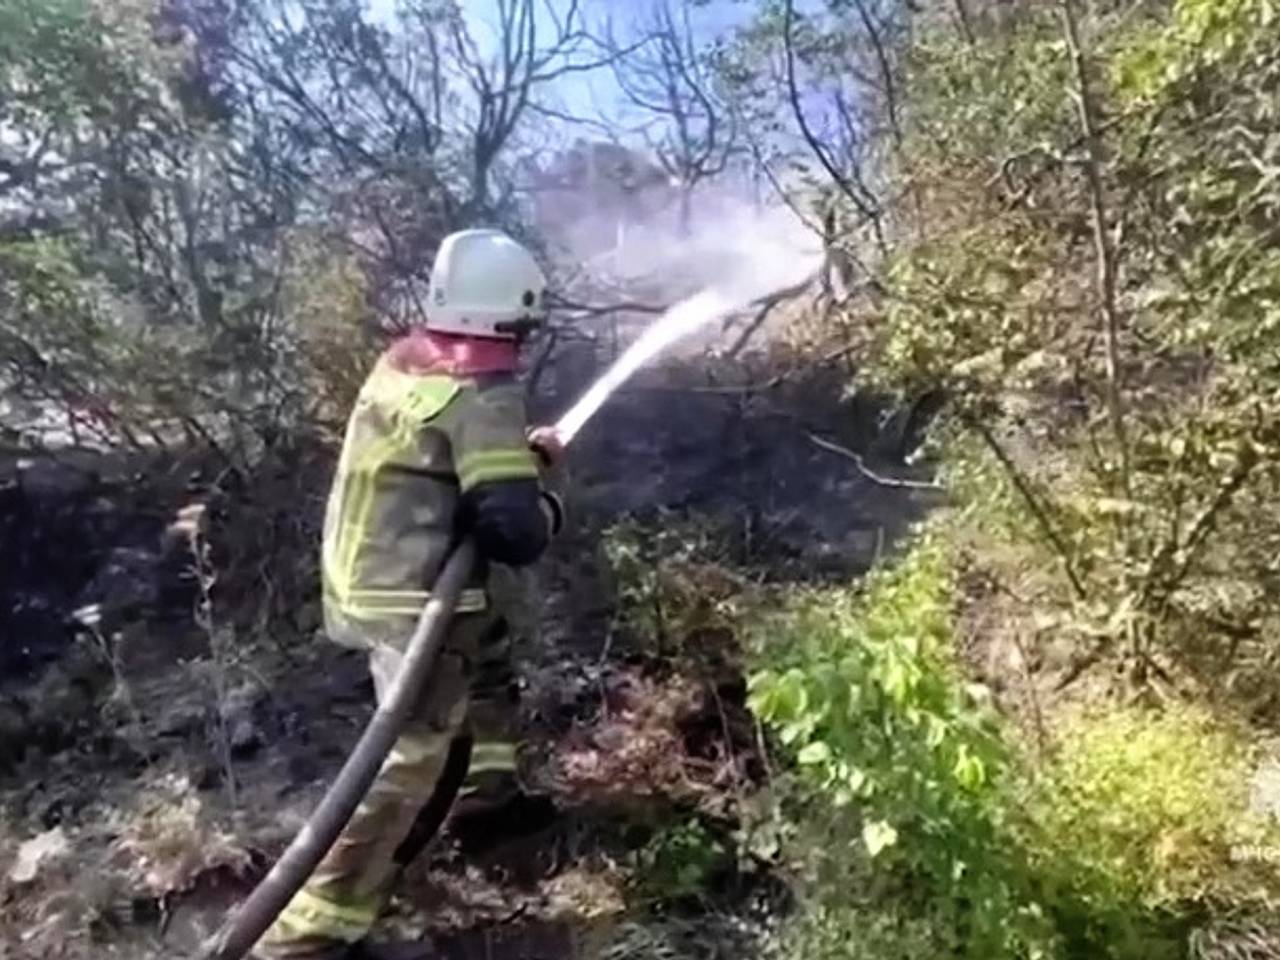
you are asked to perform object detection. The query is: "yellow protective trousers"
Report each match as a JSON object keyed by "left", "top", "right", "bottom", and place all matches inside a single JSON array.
[{"left": 257, "top": 611, "right": 520, "bottom": 957}]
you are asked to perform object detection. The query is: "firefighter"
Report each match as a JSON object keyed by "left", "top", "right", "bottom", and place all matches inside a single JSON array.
[{"left": 255, "top": 229, "right": 566, "bottom": 960}]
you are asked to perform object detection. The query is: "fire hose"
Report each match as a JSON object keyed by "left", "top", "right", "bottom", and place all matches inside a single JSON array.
[{"left": 203, "top": 538, "right": 478, "bottom": 960}]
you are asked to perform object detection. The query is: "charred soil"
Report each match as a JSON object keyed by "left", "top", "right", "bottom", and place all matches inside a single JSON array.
[{"left": 0, "top": 350, "right": 935, "bottom": 960}]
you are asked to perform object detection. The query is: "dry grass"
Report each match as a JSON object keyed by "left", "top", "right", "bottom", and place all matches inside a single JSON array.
[
  {"left": 109, "top": 773, "right": 252, "bottom": 899},
  {"left": 546, "top": 671, "right": 737, "bottom": 812},
  {"left": 0, "top": 768, "right": 255, "bottom": 956}
]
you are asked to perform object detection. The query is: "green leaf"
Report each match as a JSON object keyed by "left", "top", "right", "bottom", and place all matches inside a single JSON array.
[
  {"left": 772, "top": 669, "right": 809, "bottom": 721},
  {"left": 1094, "top": 497, "right": 1140, "bottom": 516},
  {"left": 882, "top": 658, "right": 911, "bottom": 705},
  {"left": 862, "top": 820, "right": 899, "bottom": 858},
  {"left": 926, "top": 714, "right": 949, "bottom": 749},
  {"left": 798, "top": 741, "right": 833, "bottom": 765},
  {"left": 954, "top": 746, "right": 987, "bottom": 791},
  {"left": 846, "top": 766, "right": 869, "bottom": 795}
]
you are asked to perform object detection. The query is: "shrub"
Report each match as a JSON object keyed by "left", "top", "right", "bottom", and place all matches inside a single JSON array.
[
  {"left": 603, "top": 515, "right": 748, "bottom": 658},
  {"left": 630, "top": 817, "right": 731, "bottom": 906},
  {"left": 1025, "top": 705, "right": 1280, "bottom": 958},
  {"left": 746, "top": 529, "right": 1280, "bottom": 960},
  {"left": 746, "top": 533, "right": 1057, "bottom": 958}
]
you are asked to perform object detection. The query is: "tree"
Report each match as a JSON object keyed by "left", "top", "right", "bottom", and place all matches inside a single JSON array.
[
  {"left": 607, "top": 0, "right": 738, "bottom": 235},
  {"left": 713, "top": 0, "right": 910, "bottom": 298},
  {"left": 836, "top": 0, "right": 1280, "bottom": 690},
  {"left": 1, "top": 0, "right": 638, "bottom": 456}
]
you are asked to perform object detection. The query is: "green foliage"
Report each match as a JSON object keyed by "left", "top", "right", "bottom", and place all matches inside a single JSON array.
[
  {"left": 729, "top": 0, "right": 1280, "bottom": 943},
  {"left": 603, "top": 515, "right": 747, "bottom": 657},
  {"left": 1114, "top": 0, "right": 1278, "bottom": 99},
  {"left": 0, "top": 236, "right": 156, "bottom": 444},
  {"left": 833, "top": 0, "right": 1280, "bottom": 696},
  {"left": 907, "top": 16, "right": 1074, "bottom": 181},
  {"left": 630, "top": 817, "right": 730, "bottom": 905},
  {"left": 0, "top": 0, "right": 571, "bottom": 460},
  {"left": 0, "top": 0, "right": 101, "bottom": 122},
  {"left": 1025, "top": 706, "right": 1280, "bottom": 958},
  {"left": 768, "top": 900, "right": 948, "bottom": 960},
  {"left": 869, "top": 222, "right": 1063, "bottom": 406},
  {"left": 747, "top": 535, "right": 1056, "bottom": 958},
  {"left": 278, "top": 234, "right": 379, "bottom": 432},
  {"left": 745, "top": 534, "right": 1279, "bottom": 960}
]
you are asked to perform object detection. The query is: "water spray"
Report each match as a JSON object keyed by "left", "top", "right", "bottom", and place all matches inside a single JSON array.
[{"left": 553, "top": 288, "right": 737, "bottom": 444}]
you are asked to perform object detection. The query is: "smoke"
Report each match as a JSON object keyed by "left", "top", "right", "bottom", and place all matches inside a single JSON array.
[
  {"left": 608, "top": 198, "right": 824, "bottom": 306},
  {"left": 551, "top": 193, "right": 826, "bottom": 443},
  {"left": 548, "top": 181, "right": 824, "bottom": 320}
]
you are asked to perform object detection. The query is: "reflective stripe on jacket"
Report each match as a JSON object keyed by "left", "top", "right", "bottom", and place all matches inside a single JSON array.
[{"left": 321, "top": 354, "right": 541, "bottom": 632}]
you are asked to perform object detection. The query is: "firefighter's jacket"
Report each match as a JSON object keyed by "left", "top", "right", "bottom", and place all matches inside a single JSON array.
[{"left": 321, "top": 348, "right": 562, "bottom": 639}]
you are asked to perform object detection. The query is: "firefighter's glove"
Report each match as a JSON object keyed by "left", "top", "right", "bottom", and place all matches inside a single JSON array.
[
  {"left": 527, "top": 425, "right": 567, "bottom": 540},
  {"left": 526, "top": 426, "right": 564, "bottom": 468}
]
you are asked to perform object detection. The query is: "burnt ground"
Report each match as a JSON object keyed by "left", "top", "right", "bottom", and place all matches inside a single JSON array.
[{"left": 0, "top": 346, "right": 938, "bottom": 960}]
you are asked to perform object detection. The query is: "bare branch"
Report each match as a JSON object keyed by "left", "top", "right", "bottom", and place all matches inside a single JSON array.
[
  {"left": 1060, "top": 0, "right": 1132, "bottom": 501},
  {"left": 781, "top": 0, "right": 886, "bottom": 255},
  {"left": 953, "top": 0, "right": 976, "bottom": 45},
  {"left": 747, "top": 140, "right": 827, "bottom": 237},
  {"left": 850, "top": 0, "right": 903, "bottom": 148},
  {"left": 970, "top": 416, "right": 1089, "bottom": 601},
  {"left": 806, "top": 432, "right": 944, "bottom": 491},
  {"left": 1144, "top": 438, "right": 1262, "bottom": 607},
  {"left": 525, "top": 102, "right": 626, "bottom": 138},
  {"left": 529, "top": 38, "right": 648, "bottom": 84},
  {"left": 548, "top": 294, "right": 670, "bottom": 317},
  {"left": 724, "top": 276, "right": 815, "bottom": 358},
  {"left": 605, "top": 0, "right": 738, "bottom": 229}
]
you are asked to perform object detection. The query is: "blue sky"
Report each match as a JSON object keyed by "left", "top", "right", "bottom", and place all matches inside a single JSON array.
[
  {"left": 356, "top": 0, "right": 844, "bottom": 195},
  {"left": 369, "top": 0, "right": 753, "bottom": 127}
]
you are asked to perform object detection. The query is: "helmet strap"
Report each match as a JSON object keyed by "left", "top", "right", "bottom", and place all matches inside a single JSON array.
[{"left": 493, "top": 316, "right": 544, "bottom": 340}]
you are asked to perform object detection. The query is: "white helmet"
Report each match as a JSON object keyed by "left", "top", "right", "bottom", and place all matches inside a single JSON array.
[{"left": 425, "top": 229, "right": 547, "bottom": 339}]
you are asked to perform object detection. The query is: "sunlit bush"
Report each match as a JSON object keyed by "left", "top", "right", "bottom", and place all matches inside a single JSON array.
[{"left": 1025, "top": 705, "right": 1280, "bottom": 958}]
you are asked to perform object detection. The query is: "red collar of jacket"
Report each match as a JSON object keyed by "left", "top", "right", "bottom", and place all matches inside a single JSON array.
[{"left": 385, "top": 329, "right": 519, "bottom": 377}]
